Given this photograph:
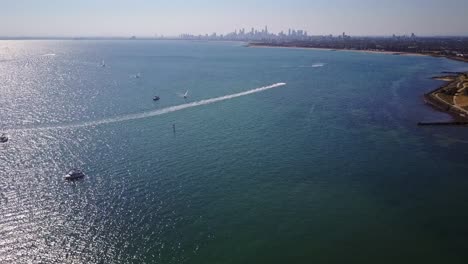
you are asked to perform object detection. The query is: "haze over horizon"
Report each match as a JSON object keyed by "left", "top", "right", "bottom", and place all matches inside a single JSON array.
[{"left": 1, "top": 0, "right": 468, "bottom": 37}]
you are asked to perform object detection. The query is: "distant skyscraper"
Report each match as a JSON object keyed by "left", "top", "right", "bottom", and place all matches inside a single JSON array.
[{"left": 178, "top": 26, "right": 316, "bottom": 42}]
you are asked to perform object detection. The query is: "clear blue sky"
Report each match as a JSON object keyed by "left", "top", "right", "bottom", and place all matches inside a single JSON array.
[{"left": 1, "top": 0, "right": 467, "bottom": 37}]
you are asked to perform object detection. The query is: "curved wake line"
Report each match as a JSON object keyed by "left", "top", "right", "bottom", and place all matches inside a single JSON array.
[{"left": 6, "top": 83, "right": 286, "bottom": 132}]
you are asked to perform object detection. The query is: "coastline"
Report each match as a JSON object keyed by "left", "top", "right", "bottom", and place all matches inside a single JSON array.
[
  {"left": 247, "top": 43, "right": 468, "bottom": 62},
  {"left": 247, "top": 43, "right": 430, "bottom": 57},
  {"left": 424, "top": 73, "right": 468, "bottom": 121}
]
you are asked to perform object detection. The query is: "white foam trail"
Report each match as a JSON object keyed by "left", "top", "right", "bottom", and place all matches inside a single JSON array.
[
  {"left": 295, "top": 63, "right": 325, "bottom": 68},
  {"left": 7, "top": 83, "right": 286, "bottom": 132},
  {"left": 41, "top": 53, "right": 56, "bottom": 57},
  {"left": 311, "top": 63, "right": 325, "bottom": 68}
]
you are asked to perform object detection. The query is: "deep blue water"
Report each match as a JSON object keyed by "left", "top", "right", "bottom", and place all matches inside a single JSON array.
[{"left": 1, "top": 40, "right": 468, "bottom": 263}]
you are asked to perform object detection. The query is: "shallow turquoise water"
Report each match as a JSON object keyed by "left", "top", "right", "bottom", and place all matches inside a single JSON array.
[{"left": 1, "top": 40, "right": 468, "bottom": 263}]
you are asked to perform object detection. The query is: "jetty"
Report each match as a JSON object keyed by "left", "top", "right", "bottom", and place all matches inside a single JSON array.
[{"left": 417, "top": 121, "right": 468, "bottom": 126}]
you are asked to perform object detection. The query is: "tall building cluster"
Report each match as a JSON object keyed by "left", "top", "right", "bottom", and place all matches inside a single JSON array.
[{"left": 178, "top": 26, "right": 310, "bottom": 41}]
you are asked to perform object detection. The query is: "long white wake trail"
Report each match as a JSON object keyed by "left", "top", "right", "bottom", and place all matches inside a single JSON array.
[{"left": 8, "top": 82, "right": 286, "bottom": 132}]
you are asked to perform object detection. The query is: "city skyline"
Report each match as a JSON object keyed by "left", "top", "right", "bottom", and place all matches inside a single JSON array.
[
  {"left": 1, "top": 0, "right": 468, "bottom": 37},
  {"left": 178, "top": 26, "right": 343, "bottom": 41}
]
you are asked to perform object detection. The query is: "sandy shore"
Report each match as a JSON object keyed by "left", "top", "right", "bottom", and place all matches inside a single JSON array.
[
  {"left": 248, "top": 44, "right": 428, "bottom": 57},
  {"left": 250, "top": 43, "right": 468, "bottom": 63}
]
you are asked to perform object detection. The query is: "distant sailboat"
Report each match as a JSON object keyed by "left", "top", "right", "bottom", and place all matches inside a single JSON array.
[
  {"left": 101, "top": 60, "right": 106, "bottom": 67},
  {"left": 177, "top": 90, "right": 189, "bottom": 99},
  {"left": 136, "top": 73, "right": 141, "bottom": 78}
]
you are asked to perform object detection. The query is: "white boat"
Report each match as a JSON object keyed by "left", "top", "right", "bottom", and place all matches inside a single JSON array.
[{"left": 64, "top": 169, "right": 85, "bottom": 180}]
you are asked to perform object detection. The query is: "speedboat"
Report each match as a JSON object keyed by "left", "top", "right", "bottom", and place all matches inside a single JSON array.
[
  {"left": 153, "top": 96, "right": 160, "bottom": 101},
  {"left": 0, "top": 134, "right": 8, "bottom": 143},
  {"left": 64, "top": 169, "right": 85, "bottom": 180}
]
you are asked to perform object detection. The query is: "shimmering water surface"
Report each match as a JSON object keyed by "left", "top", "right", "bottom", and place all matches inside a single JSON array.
[{"left": 1, "top": 40, "right": 468, "bottom": 263}]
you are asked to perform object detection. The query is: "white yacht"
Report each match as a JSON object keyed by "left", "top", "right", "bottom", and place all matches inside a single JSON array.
[{"left": 64, "top": 169, "right": 85, "bottom": 180}]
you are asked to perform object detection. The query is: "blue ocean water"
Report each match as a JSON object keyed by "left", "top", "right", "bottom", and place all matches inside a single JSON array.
[{"left": 1, "top": 40, "right": 468, "bottom": 263}]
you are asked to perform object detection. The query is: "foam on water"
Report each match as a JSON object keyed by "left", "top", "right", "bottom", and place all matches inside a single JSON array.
[
  {"left": 283, "top": 63, "right": 325, "bottom": 68},
  {"left": 6, "top": 83, "right": 286, "bottom": 132},
  {"left": 302, "top": 63, "right": 325, "bottom": 68},
  {"left": 311, "top": 63, "right": 325, "bottom": 68}
]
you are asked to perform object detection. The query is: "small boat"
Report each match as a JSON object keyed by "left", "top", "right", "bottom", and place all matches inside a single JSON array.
[
  {"left": 101, "top": 60, "right": 106, "bottom": 67},
  {"left": 153, "top": 96, "right": 160, "bottom": 101},
  {"left": 0, "top": 133, "right": 8, "bottom": 143},
  {"left": 135, "top": 73, "right": 141, "bottom": 78},
  {"left": 64, "top": 169, "right": 85, "bottom": 180},
  {"left": 177, "top": 90, "right": 189, "bottom": 99}
]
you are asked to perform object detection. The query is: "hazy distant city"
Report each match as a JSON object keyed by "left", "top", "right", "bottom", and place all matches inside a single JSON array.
[
  {"left": 177, "top": 26, "right": 312, "bottom": 41},
  {"left": 171, "top": 26, "right": 468, "bottom": 61}
]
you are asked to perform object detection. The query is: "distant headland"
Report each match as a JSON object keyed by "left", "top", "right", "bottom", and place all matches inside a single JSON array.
[
  {"left": 423, "top": 73, "right": 468, "bottom": 122},
  {"left": 245, "top": 36, "right": 468, "bottom": 63}
]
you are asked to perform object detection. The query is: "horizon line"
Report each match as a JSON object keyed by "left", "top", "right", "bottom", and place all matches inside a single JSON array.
[{"left": 2, "top": 34, "right": 468, "bottom": 40}]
